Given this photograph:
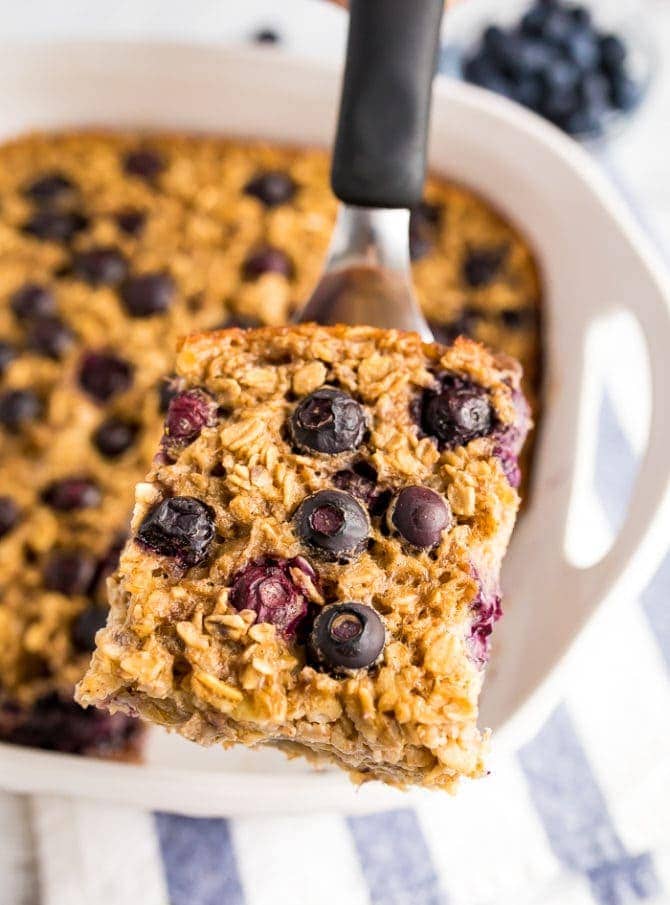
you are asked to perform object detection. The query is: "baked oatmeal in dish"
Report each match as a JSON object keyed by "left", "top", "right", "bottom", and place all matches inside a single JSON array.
[
  {"left": 77, "top": 325, "right": 530, "bottom": 789},
  {"left": 0, "top": 132, "right": 541, "bottom": 758}
]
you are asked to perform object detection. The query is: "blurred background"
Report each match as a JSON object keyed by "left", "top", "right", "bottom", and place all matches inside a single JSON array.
[{"left": 1, "top": 1, "right": 669, "bottom": 904}]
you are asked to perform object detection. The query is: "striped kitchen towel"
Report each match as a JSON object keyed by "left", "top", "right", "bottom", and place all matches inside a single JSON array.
[{"left": 29, "top": 332, "right": 670, "bottom": 905}]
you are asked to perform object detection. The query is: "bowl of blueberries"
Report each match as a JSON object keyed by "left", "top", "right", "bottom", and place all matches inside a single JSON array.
[{"left": 444, "top": 0, "right": 655, "bottom": 142}]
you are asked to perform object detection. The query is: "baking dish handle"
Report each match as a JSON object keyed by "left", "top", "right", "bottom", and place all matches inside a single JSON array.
[
  {"left": 331, "top": 0, "right": 444, "bottom": 209},
  {"left": 568, "top": 272, "right": 670, "bottom": 604}
]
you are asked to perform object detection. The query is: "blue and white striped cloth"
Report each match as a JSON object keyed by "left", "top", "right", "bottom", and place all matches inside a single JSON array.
[{"left": 28, "top": 286, "right": 670, "bottom": 905}]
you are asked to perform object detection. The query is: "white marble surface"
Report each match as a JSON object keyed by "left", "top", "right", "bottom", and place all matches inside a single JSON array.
[{"left": 0, "top": 2, "right": 668, "bottom": 903}]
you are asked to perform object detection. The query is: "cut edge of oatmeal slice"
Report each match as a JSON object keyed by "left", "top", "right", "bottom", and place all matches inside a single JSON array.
[{"left": 76, "top": 324, "right": 530, "bottom": 791}]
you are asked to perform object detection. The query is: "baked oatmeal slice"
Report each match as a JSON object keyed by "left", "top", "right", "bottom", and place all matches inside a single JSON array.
[{"left": 76, "top": 324, "right": 530, "bottom": 790}]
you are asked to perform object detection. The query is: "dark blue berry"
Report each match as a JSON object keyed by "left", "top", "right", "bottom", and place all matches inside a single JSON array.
[
  {"left": 0, "top": 496, "right": 20, "bottom": 537},
  {"left": 24, "top": 172, "right": 76, "bottom": 205},
  {"left": 42, "top": 477, "right": 101, "bottom": 512},
  {"left": 23, "top": 209, "right": 88, "bottom": 242},
  {"left": 308, "top": 602, "right": 385, "bottom": 674},
  {"left": 290, "top": 387, "right": 366, "bottom": 455},
  {"left": 79, "top": 351, "right": 133, "bottom": 403},
  {"left": 26, "top": 316, "right": 74, "bottom": 360},
  {"left": 10, "top": 283, "right": 56, "bottom": 320},
  {"left": 43, "top": 549, "right": 97, "bottom": 595},
  {"left": 93, "top": 417, "right": 138, "bottom": 458},
  {"left": 252, "top": 27, "right": 280, "bottom": 45},
  {"left": 229, "top": 556, "right": 316, "bottom": 639},
  {"left": 244, "top": 171, "right": 296, "bottom": 207},
  {"left": 422, "top": 375, "right": 493, "bottom": 449},
  {"left": 599, "top": 34, "right": 626, "bottom": 73},
  {"left": 115, "top": 208, "right": 147, "bottom": 236},
  {"left": 332, "top": 461, "right": 378, "bottom": 505},
  {"left": 388, "top": 486, "right": 452, "bottom": 549},
  {"left": 610, "top": 73, "right": 640, "bottom": 112},
  {"left": 462, "top": 246, "right": 507, "bottom": 287},
  {"left": 120, "top": 272, "right": 175, "bottom": 317},
  {"left": 72, "top": 246, "right": 128, "bottom": 286},
  {"left": 0, "top": 389, "right": 41, "bottom": 432},
  {"left": 242, "top": 246, "right": 293, "bottom": 280},
  {"left": 123, "top": 148, "right": 165, "bottom": 181},
  {"left": 294, "top": 489, "right": 370, "bottom": 562},
  {"left": 136, "top": 496, "right": 215, "bottom": 567}
]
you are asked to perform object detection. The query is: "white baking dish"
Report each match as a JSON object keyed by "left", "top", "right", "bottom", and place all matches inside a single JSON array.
[{"left": 1, "top": 42, "right": 669, "bottom": 816}]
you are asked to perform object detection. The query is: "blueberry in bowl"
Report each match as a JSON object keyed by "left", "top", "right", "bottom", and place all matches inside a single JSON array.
[{"left": 452, "top": 0, "right": 655, "bottom": 142}]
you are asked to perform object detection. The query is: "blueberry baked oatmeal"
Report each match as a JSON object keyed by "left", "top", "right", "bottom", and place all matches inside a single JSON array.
[
  {"left": 76, "top": 325, "right": 530, "bottom": 789},
  {"left": 0, "top": 132, "right": 541, "bottom": 759}
]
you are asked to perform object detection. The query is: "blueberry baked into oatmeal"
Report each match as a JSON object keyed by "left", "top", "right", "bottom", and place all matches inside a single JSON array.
[
  {"left": 0, "top": 132, "right": 541, "bottom": 759},
  {"left": 76, "top": 325, "right": 530, "bottom": 789}
]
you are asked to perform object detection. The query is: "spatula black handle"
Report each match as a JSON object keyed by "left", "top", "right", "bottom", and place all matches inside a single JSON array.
[{"left": 331, "top": 0, "right": 444, "bottom": 209}]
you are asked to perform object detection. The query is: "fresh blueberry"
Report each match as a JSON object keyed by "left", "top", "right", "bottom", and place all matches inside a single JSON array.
[
  {"left": 229, "top": 556, "right": 316, "bottom": 639},
  {"left": 10, "top": 283, "right": 56, "bottom": 320},
  {"left": 136, "top": 496, "right": 215, "bottom": 567},
  {"left": 0, "top": 341, "right": 17, "bottom": 375},
  {"left": 520, "top": 6, "right": 551, "bottom": 37},
  {"left": 294, "top": 489, "right": 370, "bottom": 562},
  {"left": 560, "top": 106, "right": 603, "bottom": 136},
  {"left": 0, "top": 496, "right": 20, "bottom": 538},
  {"left": 43, "top": 548, "right": 97, "bottom": 595},
  {"left": 543, "top": 58, "right": 579, "bottom": 93},
  {"left": 26, "top": 316, "right": 74, "bottom": 360},
  {"left": 93, "top": 417, "right": 138, "bottom": 458},
  {"left": 0, "top": 389, "right": 42, "bottom": 432},
  {"left": 511, "top": 75, "right": 544, "bottom": 111},
  {"left": 332, "top": 461, "right": 378, "bottom": 505},
  {"left": 565, "top": 30, "right": 599, "bottom": 71},
  {"left": 42, "top": 477, "right": 101, "bottom": 512},
  {"left": 462, "top": 245, "right": 507, "bottom": 288},
  {"left": 421, "top": 375, "right": 493, "bottom": 449},
  {"left": 122, "top": 148, "right": 166, "bottom": 181},
  {"left": 252, "top": 27, "right": 280, "bottom": 45},
  {"left": 78, "top": 351, "right": 133, "bottom": 403},
  {"left": 308, "top": 602, "right": 385, "bottom": 674},
  {"left": 388, "top": 485, "right": 452, "bottom": 549},
  {"left": 580, "top": 72, "right": 610, "bottom": 115},
  {"left": 244, "top": 171, "right": 296, "bottom": 207},
  {"left": 610, "top": 73, "right": 640, "bottom": 112},
  {"left": 24, "top": 172, "right": 76, "bottom": 205},
  {"left": 289, "top": 387, "right": 366, "bottom": 455},
  {"left": 120, "top": 272, "right": 175, "bottom": 317},
  {"left": 242, "top": 246, "right": 293, "bottom": 280},
  {"left": 541, "top": 9, "right": 574, "bottom": 46},
  {"left": 71, "top": 605, "right": 107, "bottom": 652},
  {"left": 599, "top": 34, "right": 627, "bottom": 73},
  {"left": 23, "top": 209, "right": 88, "bottom": 243},
  {"left": 164, "top": 389, "right": 213, "bottom": 447},
  {"left": 72, "top": 246, "right": 128, "bottom": 286},
  {"left": 540, "top": 85, "right": 580, "bottom": 121},
  {"left": 114, "top": 208, "right": 147, "bottom": 237}
]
